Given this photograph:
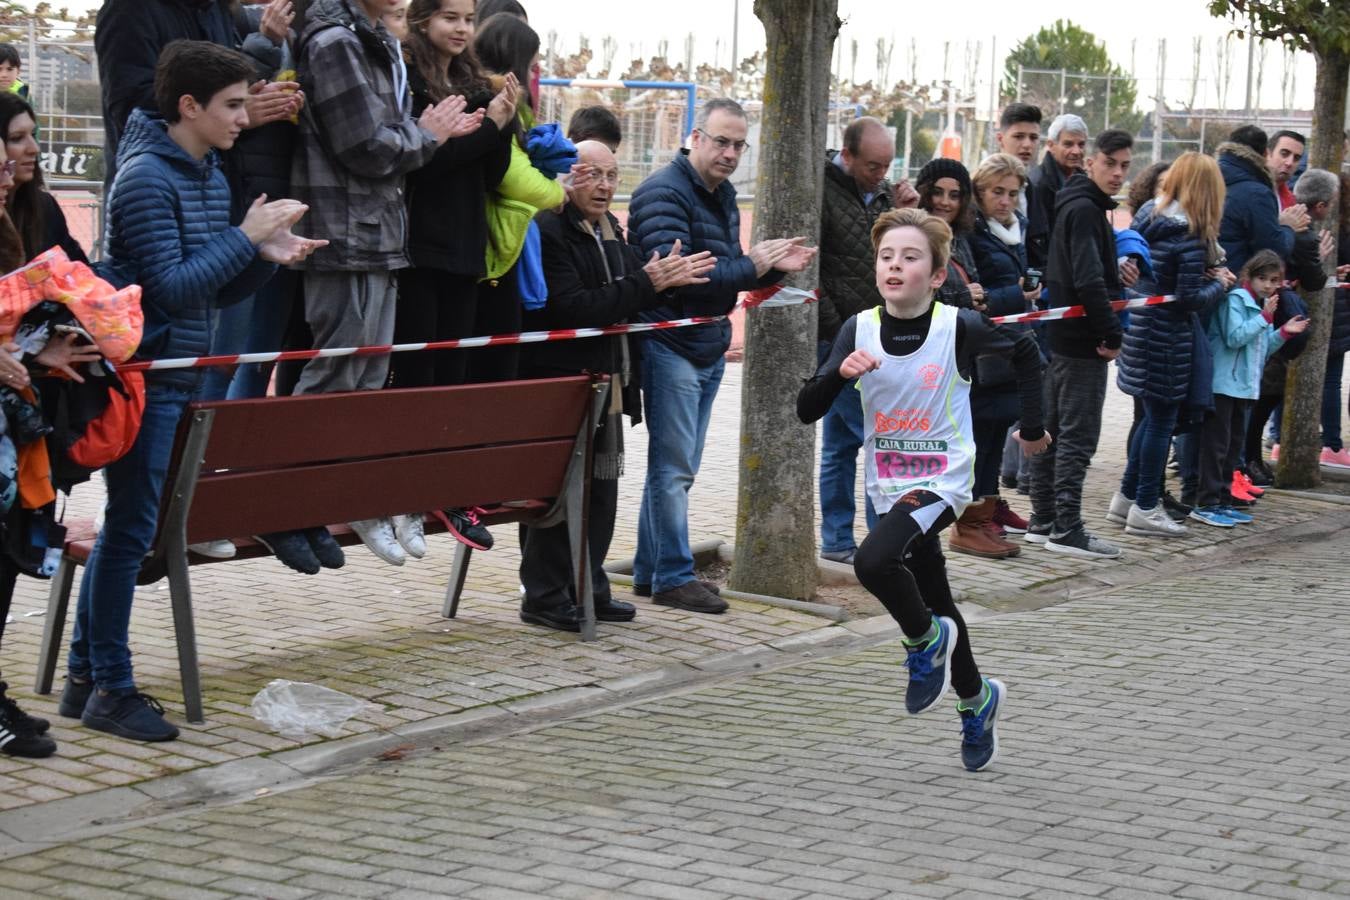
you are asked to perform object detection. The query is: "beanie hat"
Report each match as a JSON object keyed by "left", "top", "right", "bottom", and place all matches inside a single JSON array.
[{"left": 916, "top": 158, "right": 971, "bottom": 195}]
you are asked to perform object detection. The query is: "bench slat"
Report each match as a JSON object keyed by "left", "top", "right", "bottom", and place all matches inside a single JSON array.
[
  {"left": 197, "top": 377, "right": 595, "bottom": 471},
  {"left": 184, "top": 441, "right": 575, "bottom": 542}
]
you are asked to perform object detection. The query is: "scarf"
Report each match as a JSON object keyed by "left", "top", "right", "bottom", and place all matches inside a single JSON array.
[
  {"left": 582, "top": 214, "right": 626, "bottom": 481},
  {"left": 987, "top": 215, "right": 1022, "bottom": 247}
]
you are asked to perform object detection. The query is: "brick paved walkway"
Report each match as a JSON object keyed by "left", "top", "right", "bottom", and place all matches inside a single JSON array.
[
  {"left": 3, "top": 499, "right": 1348, "bottom": 898},
  {"left": 0, "top": 358, "right": 1346, "bottom": 843}
]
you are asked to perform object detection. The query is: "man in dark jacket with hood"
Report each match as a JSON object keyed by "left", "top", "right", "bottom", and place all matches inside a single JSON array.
[
  {"left": 1026, "top": 129, "right": 1133, "bottom": 561},
  {"left": 519, "top": 141, "right": 714, "bottom": 632},
  {"left": 814, "top": 116, "right": 892, "bottom": 565},
  {"left": 1217, "top": 126, "right": 1308, "bottom": 275},
  {"left": 627, "top": 98, "right": 814, "bottom": 614}
]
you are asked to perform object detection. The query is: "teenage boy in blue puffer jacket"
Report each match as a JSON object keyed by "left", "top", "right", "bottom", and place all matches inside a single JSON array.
[{"left": 58, "top": 40, "right": 326, "bottom": 744}]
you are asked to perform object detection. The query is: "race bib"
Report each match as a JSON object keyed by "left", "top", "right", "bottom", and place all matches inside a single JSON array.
[{"left": 874, "top": 437, "right": 949, "bottom": 492}]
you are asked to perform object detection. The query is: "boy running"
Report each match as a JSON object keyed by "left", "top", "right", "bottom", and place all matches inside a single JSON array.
[{"left": 797, "top": 208, "right": 1050, "bottom": 771}]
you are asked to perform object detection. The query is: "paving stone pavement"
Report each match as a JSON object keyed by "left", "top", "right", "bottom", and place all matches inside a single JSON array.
[
  {"left": 0, "top": 359, "right": 1347, "bottom": 846},
  {"left": 3, "top": 498, "right": 1349, "bottom": 898}
]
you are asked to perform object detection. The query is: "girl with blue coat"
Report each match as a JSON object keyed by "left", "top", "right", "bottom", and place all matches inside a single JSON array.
[{"left": 1193, "top": 250, "right": 1308, "bottom": 526}]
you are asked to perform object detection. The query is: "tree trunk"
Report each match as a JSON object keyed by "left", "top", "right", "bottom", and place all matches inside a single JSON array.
[
  {"left": 1276, "top": 46, "right": 1348, "bottom": 488},
  {"left": 728, "top": 0, "right": 839, "bottom": 599}
]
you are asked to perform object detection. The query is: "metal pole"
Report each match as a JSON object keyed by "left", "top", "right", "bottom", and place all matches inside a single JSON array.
[
  {"left": 903, "top": 109, "right": 913, "bottom": 179},
  {"left": 26, "top": 19, "right": 38, "bottom": 111},
  {"left": 1153, "top": 39, "right": 1166, "bottom": 165},
  {"left": 730, "top": 0, "right": 739, "bottom": 91},
  {"left": 1104, "top": 73, "right": 1112, "bottom": 130},
  {"left": 1060, "top": 67, "right": 1067, "bottom": 116},
  {"left": 1016, "top": 64, "right": 1024, "bottom": 102},
  {"left": 1244, "top": 15, "right": 1256, "bottom": 116},
  {"left": 989, "top": 37, "right": 997, "bottom": 124}
]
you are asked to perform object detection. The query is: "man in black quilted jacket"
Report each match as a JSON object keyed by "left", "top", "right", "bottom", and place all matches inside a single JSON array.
[{"left": 815, "top": 117, "right": 895, "bottom": 565}]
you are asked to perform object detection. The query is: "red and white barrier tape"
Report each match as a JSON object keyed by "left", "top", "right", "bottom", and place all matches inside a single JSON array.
[
  {"left": 117, "top": 285, "right": 818, "bottom": 373},
  {"left": 988, "top": 294, "right": 1175, "bottom": 325},
  {"left": 116, "top": 287, "right": 1179, "bottom": 373}
]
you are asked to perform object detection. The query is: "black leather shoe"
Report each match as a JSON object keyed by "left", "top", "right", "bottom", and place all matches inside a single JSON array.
[
  {"left": 1246, "top": 459, "right": 1274, "bottom": 486},
  {"left": 594, "top": 597, "right": 636, "bottom": 622},
  {"left": 653, "top": 581, "right": 728, "bottom": 614},
  {"left": 520, "top": 603, "right": 581, "bottom": 632}
]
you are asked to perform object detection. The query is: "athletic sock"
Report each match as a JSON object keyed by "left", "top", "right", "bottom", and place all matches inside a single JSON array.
[
  {"left": 902, "top": 617, "right": 939, "bottom": 649},
  {"left": 957, "top": 680, "right": 989, "bottom": 712}
]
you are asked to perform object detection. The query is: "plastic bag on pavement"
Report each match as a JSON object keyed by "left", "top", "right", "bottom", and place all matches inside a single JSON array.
[{"left": 250, "top": 679, "right": 368, "bottom": 739}]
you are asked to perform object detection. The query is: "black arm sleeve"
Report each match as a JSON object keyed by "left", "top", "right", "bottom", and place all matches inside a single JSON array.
[
  {"left": 958, "top": 311, "right": 1045, "bottom": 440},
  {"left": 796, "top": 315, "right": 857, "bottom": 423}
]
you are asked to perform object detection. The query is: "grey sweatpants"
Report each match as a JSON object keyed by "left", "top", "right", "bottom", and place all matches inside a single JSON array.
[
  {"left": 1028, "top": 355, "right": 1109, "bottom": 534},
  {"left": 295, "top": 269, "right": 397, "bottom": 394}
]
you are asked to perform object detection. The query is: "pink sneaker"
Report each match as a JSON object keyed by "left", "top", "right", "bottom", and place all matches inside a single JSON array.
[
  {"left": 1270, "top": 443, "right": 1280, "bottom": 462},
  {"left": 1320, "top": 447, "right": 1350, "bottom": 470}
]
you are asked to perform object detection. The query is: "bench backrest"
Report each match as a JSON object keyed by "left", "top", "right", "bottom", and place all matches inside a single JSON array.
[{"left": 163, "top": 376, "right": 601, "bottom": 545}]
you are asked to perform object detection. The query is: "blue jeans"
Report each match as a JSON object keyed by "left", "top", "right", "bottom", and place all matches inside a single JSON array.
[
  {"left": 1323, "top": 352, "right": 1345, "bottom": 451},
  {"left": 633, "top": 339, "right": 725, "bottom": 594},
  {"left": 1119, "top": 398, "right": 1180, "bottom": 511},
  {"left": 68, "top": 384, "right": 191, "bottom": 691},
  {"left": 817, "top": 341, "right": 877, "bottom": 553},
  {"left": 197, "top": 270, "right": 298, "bottom": 401}
]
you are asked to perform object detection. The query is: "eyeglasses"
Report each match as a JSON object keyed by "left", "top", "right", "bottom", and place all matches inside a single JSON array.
[{"left": 696, "top": 130, "right": 750, "bottom": 153}]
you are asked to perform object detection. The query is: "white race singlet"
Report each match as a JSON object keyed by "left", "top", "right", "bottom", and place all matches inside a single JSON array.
[{"left": 857, "top": 303, "right": 976, "bottom": 519}]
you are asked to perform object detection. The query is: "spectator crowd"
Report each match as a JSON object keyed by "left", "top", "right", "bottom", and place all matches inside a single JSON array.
[{"left": 0, "top": 0, "right": 1344, "bottom": 771}]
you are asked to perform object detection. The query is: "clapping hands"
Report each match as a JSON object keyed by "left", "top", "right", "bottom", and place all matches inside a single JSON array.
[
  {"left": 642, "top": 239, "right": 717, "bottom": 293},
  {"left": 240, "top": 194, "right": 329, "bottom": 265}
]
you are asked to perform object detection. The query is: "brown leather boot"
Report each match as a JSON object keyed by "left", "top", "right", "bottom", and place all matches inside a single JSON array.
[{"left": 949, "top": 497, "right": 1021, "bottom": 559}]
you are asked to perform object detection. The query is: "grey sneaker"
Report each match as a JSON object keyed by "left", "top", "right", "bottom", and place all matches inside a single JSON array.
[
  {"left": 1124, "top": 503, "right": 1188, "bottom": 537},
  {"left": 1046, "top": 526, "right": 1122, "bottom": 559},
  {"left": 392, "top": 514, "right": 427, "bottom": 559},
  {"left": 348, "top": 518, "right": 406, "bottom": 566},
  {"left": 1023, "top": 519, "right": 1052, "bottom": 545},
  {"left": 188, "top": 539, "right": 236, "bottom": 559},
  {"left": 1104, "top": 491, "right": 1131, "bottom": 527}
]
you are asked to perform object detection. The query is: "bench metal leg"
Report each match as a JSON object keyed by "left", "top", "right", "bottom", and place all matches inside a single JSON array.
[
  {"left": 166, "top": 550, "right": 204, "bottom": 724},
  {"left": 443, "top": 543, "right": 472, "bottom": 618},
  {"left": 569, "top": 477, "right": 594, "bottom": 642},
  {"left": 34, "top": 555, "right": 77, "bottom": 695}
]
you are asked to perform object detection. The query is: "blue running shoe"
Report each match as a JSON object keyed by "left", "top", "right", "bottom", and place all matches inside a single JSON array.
[
  {"left": 959, "top": 677, "right": 1006, "bottom": 772},
  {"left": 1189, "top": 506, "right": 1235, "bottom": 528},
  {"left": 1218, "top": 505, "right": 1253, "bottom": 524},
  {"left": 903, "top": 615, "right": 957, "bottom": 714}
]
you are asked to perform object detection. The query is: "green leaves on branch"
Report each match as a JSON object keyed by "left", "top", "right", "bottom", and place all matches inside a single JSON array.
[{"left": 1208, "top": 0, "right": 1350, "bottom": 55}]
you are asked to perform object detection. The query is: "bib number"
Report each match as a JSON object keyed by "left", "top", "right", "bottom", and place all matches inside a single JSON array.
[{"left": 875, "top": 451, "right": 949, "bottom": 481}]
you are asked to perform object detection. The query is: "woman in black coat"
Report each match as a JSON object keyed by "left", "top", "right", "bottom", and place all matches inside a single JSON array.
[{"left": 1112, "top": 152, "right": 1231, "bottom": 535}]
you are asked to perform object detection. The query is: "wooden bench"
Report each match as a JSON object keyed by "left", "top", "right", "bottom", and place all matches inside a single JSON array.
[{"left": 34, "top": 374, "right": 610, "bottom": 723}]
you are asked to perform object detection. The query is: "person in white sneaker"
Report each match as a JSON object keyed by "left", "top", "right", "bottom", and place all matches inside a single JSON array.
[{"left": 1111, "top": 152, "right": 1232, "bottom": 537}]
